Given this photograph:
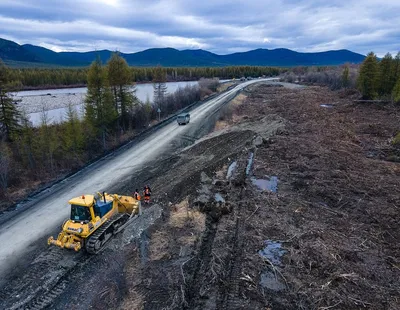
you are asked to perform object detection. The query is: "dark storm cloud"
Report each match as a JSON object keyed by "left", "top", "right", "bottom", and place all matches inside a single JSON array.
[{"left": 0, "top": 0, "right": 399, "bottom": 56}]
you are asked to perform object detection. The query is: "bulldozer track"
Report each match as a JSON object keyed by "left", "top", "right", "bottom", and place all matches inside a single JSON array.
[
  {"left": 1, "top": 247, "right": 87, "bottom": 310},
  {"left": 86, "top": 213, "right": 129, "bottom": 254},
  {"left": 17, "top": 279, "right": 68, "bottom": 310}
]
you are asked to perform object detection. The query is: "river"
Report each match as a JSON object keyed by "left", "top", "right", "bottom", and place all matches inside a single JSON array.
[{"left": 13, "top": 80, "right": 204, "bottom": 126}]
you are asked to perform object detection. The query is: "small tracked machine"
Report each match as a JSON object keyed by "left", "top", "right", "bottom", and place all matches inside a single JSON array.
[{"left": 48, "top": 192, "right": 141, "bottom": 254}]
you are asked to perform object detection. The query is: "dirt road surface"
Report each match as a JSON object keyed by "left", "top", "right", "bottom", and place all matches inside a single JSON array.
[{"left": 0, "top": 79, "right": 276, "bottom": 280}]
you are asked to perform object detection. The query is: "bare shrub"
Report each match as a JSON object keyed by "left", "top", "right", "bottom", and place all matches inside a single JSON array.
[
  {"left": 282, "top": 65, "right": 359, "bottom": 90},
  {"left": 285, "top": 72, "right": 297, "bottom": 83},
  {"left": 200, "top": 87, "right": 213, "bottom": 98},
  {"left": 165, "top": 85, "right": 201, "bottom": 114},
  {"left": 218, "top": 104, "right": 235, "bottom": 122},
  {"left": 199, "top": 78, "right": 220, "bottom": 92}
]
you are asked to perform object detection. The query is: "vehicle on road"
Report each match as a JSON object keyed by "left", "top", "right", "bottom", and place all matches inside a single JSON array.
[
  {"left": 177, "top": 113, "right": 190, "bottom": 125},
  {"left": 48, "top": 192, "right": 141, "bottom": 254}
]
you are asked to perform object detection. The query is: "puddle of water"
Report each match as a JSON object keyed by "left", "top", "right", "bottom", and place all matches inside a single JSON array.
[
  {"left": 251, "top": 176, "right": 278, "bottom": 192},
  {"left": 258, "top": 240, "right": 286, "bottom": 266},
  {"left": 260, "top": 270, "right": 286, "bottom": 291},
  {"left": 226, "top": 161, "right": 237, "bottom": 179},
  {"left": 259, "top": 240, "right": 287, "bottom": 291},
  {"left": 320, "top": 104, "right": 334, "bottom": 108},
  {"left": 214, "top": 193, "right": 225, "bottom": 203}
]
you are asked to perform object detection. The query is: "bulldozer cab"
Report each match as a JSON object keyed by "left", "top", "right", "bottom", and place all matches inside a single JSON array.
[
  {"left": 69, "top": 195, "right": 95, "bottom": 223},
  {"left": 71, "top": 205, "right": 92, "bottom": 222},
  {"left": 69, "top": 194, "right": 114, "bottom": 222}
]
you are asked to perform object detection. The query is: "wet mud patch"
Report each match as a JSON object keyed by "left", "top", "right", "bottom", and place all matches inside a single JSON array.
[
  {"left": 259, "top": 240, "right": 287, "bottom": 266},
  {"left": 251, "top": 176, "right": 278, "bottom": 192}
]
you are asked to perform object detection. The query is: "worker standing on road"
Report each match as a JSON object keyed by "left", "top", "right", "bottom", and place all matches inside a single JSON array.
[
  {"left": 143, "top": 185, "right": 152, "bottom": 204},
  {"left": 133, "top": 189, "right": 141, "bottom": 201}
]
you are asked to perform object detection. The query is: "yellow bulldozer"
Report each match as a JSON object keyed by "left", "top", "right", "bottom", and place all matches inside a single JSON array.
[{"left": 48, "top": 192, "right": 141, "bottom": 254}]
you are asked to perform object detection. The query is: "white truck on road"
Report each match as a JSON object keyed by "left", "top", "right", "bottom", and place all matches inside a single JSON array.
[{"left": 177, "top": 113, "right": 190, "bottom": 125}]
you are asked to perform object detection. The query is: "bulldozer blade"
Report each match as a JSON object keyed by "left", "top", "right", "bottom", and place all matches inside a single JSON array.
[{"left": 48, "top": 236, "right": 81, "bottom": 252}]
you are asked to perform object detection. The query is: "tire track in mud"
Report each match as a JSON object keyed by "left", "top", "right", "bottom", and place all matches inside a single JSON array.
[
  {"left": 217, "top": 152, "right": 252, "bottom": 310},
  {"left": 217, "top": 212, "right": 245, "bottom": 310},
  {"left": 184, "top": 150, "right": 254, "bottom": 310},
  {"left": 0, "top": 205, "right": 162, "bottom": 310},
  {"left": 185, "top": 215, "right": 219, "bottom": 309}
]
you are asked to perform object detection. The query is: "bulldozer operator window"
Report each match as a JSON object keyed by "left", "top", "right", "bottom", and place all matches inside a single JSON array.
[{"left": 71, "top": 205, "right": 91, "bottom": 222}]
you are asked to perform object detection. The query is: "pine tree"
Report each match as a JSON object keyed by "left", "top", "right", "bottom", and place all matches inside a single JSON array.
[
  {"left": 341, "top": 65, "right": 350, "bottom": 88},
  {"left": 153, "top": 66, "right": 167, "bottom": 118},
  {"left": 19, "top": 109, "right": 36, "bottom": 171},
  {"left": 0, "top": 140, "right": 11, "bottom": 194},
  {"left": 392, "top": 52, "right": 400, "bottom": 87},
  {"left": 378, "top": 53, "right": 394, "bottom": 95},
  {"left": 392, "top": 77, "right": 400, "bottom": 103},
  {"left": 85, "top": 57, "right": 117, "bottom": 150},
  {"left": 0, "top": 59, "right": 21, "bottom": 141},
  {"left": 38, "top": 107, "right": 58, "bottom": 175},
  {"left": 107, "top": 52, "right": 135, "bottom": 131},
  {"left": 64, "top": 103, "right": 84, "bottom": 159},
  {"left": 357, "top": 52, "right": 380, "bottom": 99}
]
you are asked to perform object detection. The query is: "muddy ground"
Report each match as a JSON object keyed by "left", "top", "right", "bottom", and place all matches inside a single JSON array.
[
  {"left": 2, "top": 83, "right": 399, "bottom": 309},
  {"left": 118, "top": 84, "right": 400, "bottom": 309}
]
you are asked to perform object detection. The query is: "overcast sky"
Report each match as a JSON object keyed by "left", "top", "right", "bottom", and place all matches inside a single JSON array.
[{"left": 0, "top": 0, "right": 399, "bottom": 56}]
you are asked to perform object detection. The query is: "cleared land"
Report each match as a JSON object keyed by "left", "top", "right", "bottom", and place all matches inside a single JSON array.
[{"left": 120, "top": 84, "right": 400, "bottom": 309}]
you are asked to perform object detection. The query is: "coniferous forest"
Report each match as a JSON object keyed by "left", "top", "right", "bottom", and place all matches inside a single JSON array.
[{"left": 7, "top": 65, "right": 281, "bottom": 90}]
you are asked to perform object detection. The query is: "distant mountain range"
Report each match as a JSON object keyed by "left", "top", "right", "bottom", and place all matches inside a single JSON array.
[{"left": 0, "top": 38, "right": 365, "bottom": 68}]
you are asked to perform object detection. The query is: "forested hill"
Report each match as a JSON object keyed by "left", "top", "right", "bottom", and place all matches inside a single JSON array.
[{"left": 0, "top": 38, "right": 365, "bottom": 67}]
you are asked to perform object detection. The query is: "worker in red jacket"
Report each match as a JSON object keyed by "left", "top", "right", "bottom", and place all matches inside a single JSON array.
[
  {"left": 133, "top": 189, "right": 141, "bottom": 201},
  {"left": 143, "top": 185, "right": 152, "bottom": 204}
]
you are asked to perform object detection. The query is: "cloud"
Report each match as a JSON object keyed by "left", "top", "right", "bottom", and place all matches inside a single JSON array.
[{"left": 0, "top": 0, "right": 399, "bottom": 56}]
